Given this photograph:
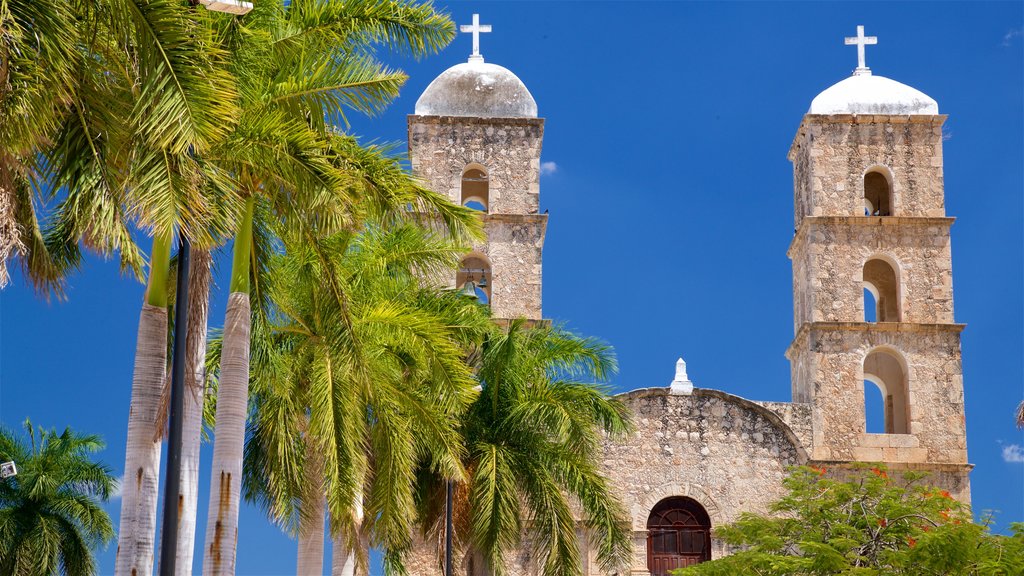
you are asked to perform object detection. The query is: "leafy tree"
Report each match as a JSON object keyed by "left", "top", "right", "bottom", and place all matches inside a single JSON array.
[
  {"left": 673, "top": 465, "right": 1024, "bottom": 576},
  {"left": 199, "top": 2, "right": 461, "bottom": 571},
  {"left": 233, "top": 221, "right": 489, "bottom": 574},
  {"left": 0, "top": 420, "right": 117, "bottom": 576},
  {"left": 416, "top": 319, "right": 634, "bottom": 576}
]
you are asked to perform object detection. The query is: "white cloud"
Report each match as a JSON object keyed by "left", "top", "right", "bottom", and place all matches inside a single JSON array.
[
  {"left": 1002, "top": 444, "right": 1024, "bottom": 463},
  {"left": 942, "top": 129, "right": 953, "bottom": 142},
  {"left": 540, "top": 161, "right": 558, "bottom": 176},
  {"left": 1003, "top": 28, "right": 1022, "bottom": 47}
]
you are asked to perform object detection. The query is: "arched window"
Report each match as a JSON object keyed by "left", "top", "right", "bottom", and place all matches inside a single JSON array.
[
  {"left": 863, "top": 348, "right": 909, "bottom": 435},
  {"left": 647, "top": 497, "right": 711, "bottom": 574},
  {"left": 457, "top": 254, "right": 491, "bottom": 304},
  {"left": 461, "top": 164, "right": 489, "bottom": 212},
  {"left": 864, "top": 169, "right": 892, "bottom": 216},
  {"left": 863, "top": 257, "right": 900, "bottom": 322}
]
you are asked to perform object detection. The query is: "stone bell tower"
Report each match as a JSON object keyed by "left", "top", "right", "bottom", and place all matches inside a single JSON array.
[
  {"left": 408, "top": 14, "right": 546, "bottom": 321},
  {"left": 785, "top": 27, "right": 970, "bottom": 497}
]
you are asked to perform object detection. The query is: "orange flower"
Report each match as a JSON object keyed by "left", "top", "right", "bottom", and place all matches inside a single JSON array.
[
  {"left": 907, "top": 537, "right": 917, "bottom": 548},
  {"left": 878, "top": 518, "right": 888, "bottom": 527},
  {"left": 871, "top": 467, "right": 888, "bottom": 479},
  {"left": 940, "top": 490, "right": 952, "bottom": 499},
  {"left": 810, "top": 466, "right": 827, "bottom": 476}
]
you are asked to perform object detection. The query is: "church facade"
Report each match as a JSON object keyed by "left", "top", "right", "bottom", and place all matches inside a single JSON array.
[{"left": 406, "top": 20, "right": 971, "bottom": 576}]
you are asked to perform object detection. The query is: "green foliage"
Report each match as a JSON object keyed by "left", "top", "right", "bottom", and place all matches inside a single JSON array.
[
  {"left": 673, "top": 465, "right": 1024, "bottom": 576},
  {"left": 237, "top": 221, "right": 490, "bottom": 562},
  {"left": 0, "top": 420, "right": 117, "bottom": 576},
  {"left": 442, "top": 320, "right": 634, "bottom": 576}
]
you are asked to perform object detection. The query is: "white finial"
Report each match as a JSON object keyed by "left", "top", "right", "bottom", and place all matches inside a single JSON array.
[
  {"left": 669, "top": 357, "right": 693, "bottom": 395},
  {"left": 845, "top": 25, "right": 877, "bottom": 76},
  {"left": 460, "top": 14, "right": 492, "bottom": 63}
]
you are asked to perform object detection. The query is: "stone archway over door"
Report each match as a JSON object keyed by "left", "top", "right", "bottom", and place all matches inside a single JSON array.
[{"left": 646, "top": 496, "right": 711, "bottom": 575}]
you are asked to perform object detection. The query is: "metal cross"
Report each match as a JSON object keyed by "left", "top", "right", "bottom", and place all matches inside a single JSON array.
[
  {"left": 845, "top": 25, "right": 878, "bottom": 74},
  {"left": 460, "top": 14, "right": 492, "bottom": 60}
]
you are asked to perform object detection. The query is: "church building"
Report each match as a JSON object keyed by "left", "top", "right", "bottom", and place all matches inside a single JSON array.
[{"left": 406, "top": 18, "right": 970, "bottom": 576}]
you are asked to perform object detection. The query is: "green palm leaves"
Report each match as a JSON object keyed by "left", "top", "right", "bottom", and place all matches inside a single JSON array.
[
  {"left": 0, "top": 421, "right": 117, "bottom": 576},
  {"left": 242, "top": 222, "right": 489, "bottom": 559},
  {"left": 462, "top": 321, "right": 634, "bottom": 576}
]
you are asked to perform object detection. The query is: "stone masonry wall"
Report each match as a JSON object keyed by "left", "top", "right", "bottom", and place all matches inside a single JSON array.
[
  {"left": 787, "top": 323, "right": 967, "bottom": 465},
  {"left": 409, "top": 116, "right": 546, "bottom": 320},
  {"left": 408, "top": 116, "right": 543, "bottom": 215},
  {"left": 788, "top": 115, "right": 947, "bottom": 228},
  {"left": 592, "top": 389, "right": 809, "bottom": 575},
  {"left": 788, "top": 217, "right": 955, "bottom": 328}
]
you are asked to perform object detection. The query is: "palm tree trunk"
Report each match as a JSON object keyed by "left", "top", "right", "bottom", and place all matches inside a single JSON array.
[
  {"left": 201, "top": 292, "right": 250, "bottom": 576},
  {"left": 175, "top": 248, "right": 212, "bottom": 576},
  {"left": 202, "top": 197, "right": 255, "bottom": 576},
  {"left": 330, "top": 491, "right": 364, "bottom": 576},
  {"left": 116, "top": 233, "right": 173, "bottom": 576},
  {"left": 0, "top": 162, "right": 22, "bottom": 288},
  {"left": 297, "top": 428, "right": 326, "bottom": 576}
]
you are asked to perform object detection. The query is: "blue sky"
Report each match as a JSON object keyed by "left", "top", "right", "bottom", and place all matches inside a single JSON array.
[{"left": 1, "top": 1, "right": 1022, "bottom": 574}]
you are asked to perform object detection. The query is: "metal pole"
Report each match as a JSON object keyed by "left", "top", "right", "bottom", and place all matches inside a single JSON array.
[
  {"left": 445, "top": 479, "right": 453, "bottom": 576},
  {"left": 158, "top": 231, "right": 191, "bottom": 576}
]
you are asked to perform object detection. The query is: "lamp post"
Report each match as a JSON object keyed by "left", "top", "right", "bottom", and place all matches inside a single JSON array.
[{"left": 157, "top": 4, "right": 252, "bottom": 576}]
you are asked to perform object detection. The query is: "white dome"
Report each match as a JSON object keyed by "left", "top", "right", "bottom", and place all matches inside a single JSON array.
[
  {"left": 809, "top": 73, "right": 938, "bottom": 115},
  {"left": 414, "top": 58, "right": 537, "bottom": 118}
]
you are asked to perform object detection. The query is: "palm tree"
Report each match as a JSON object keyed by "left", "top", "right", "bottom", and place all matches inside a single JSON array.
[
  {"left": 0, "top": 420, "right": 118, "bottom": 576},
  {"left": 95, "top": 4, "right": 240, "bottom": 575},
  {"left": 239, "top": 222, "right": 491, "bottom": 575},
  {"left": 418, "top": 320, "right": 635, "bottom": 576},
  {"left": 200, "top": 1, "right": 459, "bottom": 572},
  {"left": 0, "top": 0, "right": 79, "bottom": 292}
]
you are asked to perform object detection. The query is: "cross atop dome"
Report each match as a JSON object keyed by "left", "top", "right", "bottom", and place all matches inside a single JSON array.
[
  {"left": 460, "top": 13, "right": 492, "bottom": 62},
  {"left": 845, "top": 25, "right": 878, "bottom": 76}
]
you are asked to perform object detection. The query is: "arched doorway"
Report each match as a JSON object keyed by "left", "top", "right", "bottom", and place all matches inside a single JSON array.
[{"left": 646, "top": 496, "right": 711, "bottom": 574}]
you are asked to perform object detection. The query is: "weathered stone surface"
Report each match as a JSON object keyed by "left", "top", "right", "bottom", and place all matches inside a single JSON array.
[
  {"left": 788, "top": 115, "right": 947, "bottom": 227},
  {"left": 409, "top": 115, "right": 545, "bottom": 320},
  {"left": 788, "top": 217, "right": 955, "bottom": 328}
]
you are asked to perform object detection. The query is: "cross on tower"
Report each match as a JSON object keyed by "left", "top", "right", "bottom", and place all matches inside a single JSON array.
[
  {"left": 845, "top": 25, "right": 878, "bottom": 76},
  {"left": 460, "top": 14, "right": 492, "bottom": 62}
]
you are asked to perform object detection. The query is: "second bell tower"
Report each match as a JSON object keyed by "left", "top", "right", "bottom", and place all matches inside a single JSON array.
[{"left": 785, "top": 28, "right": 969, "bottom": 497}]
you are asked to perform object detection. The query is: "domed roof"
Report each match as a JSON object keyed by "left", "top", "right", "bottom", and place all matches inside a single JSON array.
[
  {"left": 809, "top": 72, "right": 938, "bottom": 115},
  {"left": 414, "top": 57, "right": 537, "bottom": 118}
]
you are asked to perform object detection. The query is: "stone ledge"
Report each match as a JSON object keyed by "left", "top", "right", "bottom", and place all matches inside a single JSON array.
[
  {"left": 787, "top": 216, "right": 955, "bottom": 257},
  {"left": 407, "top": 114, "right": 545, "bottom": 127},
  {"left": 807, "top": 460, "right": 973, "bottom": 473},
  {"left": 787, "top": 321, "right": 966, "bottom": 358},
  {"left": 788, "top": 114, "right": 947, "bottom": 159},
  {"left": 482, "top": 213, "right": 548, "bottom": 224}
]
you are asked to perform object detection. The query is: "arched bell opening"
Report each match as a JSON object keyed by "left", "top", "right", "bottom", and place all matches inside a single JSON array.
[
  {"left": 457, "top": 254, "right": 491, "bottom": 305},
  {"left": 863, "top": 348, "right": 910, "bottom": 435},
  {"left": 863, "top": 256, "right": 901, "bottom": 322},
  {"left": 863, "top": 168, "right": 893, "bottom": 216},
  {"left": 461, "top": 163, "right": 489, "bottom": 212},
  {"left": 646, "top": 496, "right": 711, "bottom": 574}
]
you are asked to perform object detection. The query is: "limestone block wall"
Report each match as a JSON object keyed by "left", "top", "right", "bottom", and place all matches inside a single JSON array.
[
  {"left": 483, "top": 215, "right": 545, "bottom": 320},
  {"left": 408, "top": 115, "right": 544, "bottom": 215},
  {"left": 788, "top": 217, "right": 955, "bottom": 328},
  {"left": 594, "top": 389, "right": 809, "bottom": 575},
  {"left": 787, "top": 323, "right": 967, "bottom": 465},
  {"left": 788, "top": 115, "right": 947, "bottom": 228}
]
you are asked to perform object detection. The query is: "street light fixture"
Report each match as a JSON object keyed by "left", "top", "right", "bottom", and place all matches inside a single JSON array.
[{"left": 0, "top": 461, "right": 16, "bottom": 479}]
